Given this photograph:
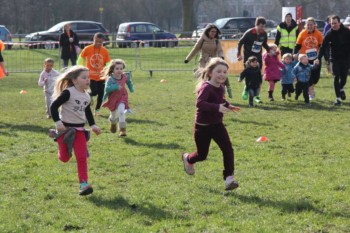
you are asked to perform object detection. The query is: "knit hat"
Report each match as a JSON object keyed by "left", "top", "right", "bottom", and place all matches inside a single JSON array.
[{"left": 285, "top": 13, "right": 293, "bottom": 18}]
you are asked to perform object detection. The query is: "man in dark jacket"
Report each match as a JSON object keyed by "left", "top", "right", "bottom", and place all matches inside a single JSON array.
[
  {"left": 316, "top": 15, "right": 350, "bottom": 106},
  {"left": 274, "top": 13, "right": 300, "bottom": 56},
  {"left": 237, "top": 16, "right": 269, "bottom": 69}
]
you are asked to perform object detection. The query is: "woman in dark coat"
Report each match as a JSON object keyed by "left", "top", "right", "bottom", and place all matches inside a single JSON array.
[{"left": 59, "top": 23, "right": 79, "bottom": 68}]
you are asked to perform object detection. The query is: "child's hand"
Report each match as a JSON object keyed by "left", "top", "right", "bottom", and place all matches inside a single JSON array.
[
  {"left": 91, "top": 125, "right": 101, "bottom": 135},
  {"left": 219, "top": 103, "right": 229, "bottom": 113},
  {"left": 56, "top": 125, "right": 67, "bottom": 133},
  {"left": 228, "top": 105, "right": 240, "bottom": 112}
]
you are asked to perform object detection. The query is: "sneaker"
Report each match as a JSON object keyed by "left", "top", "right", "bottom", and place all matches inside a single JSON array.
[
  {"left": 281, "top": 97, "right": 286, "bottom": 101},
  {"left": 269, "top": 97, "right": 274, "bottom": 101},
  {"left": 254, "top": 96, "right": 262, "bottom": 103},
  {"left": 79, "top": 181, "right": 93, "bottom": 196},
  {"left": 182, "top": 153, "right": 194, "bottom": 175},
  {"left": 46, "top": 115, "right": 52, "bottom": 119},
  {"left": 248, "top": 104, "right": 254, "bottom": 108},
  {"left": 334, "top": 99, "right": 342, "bottom": 106},
  {"left": 340, "top": 90, "right": 346, "bottom": 100},
  {"left": 225, "top": 176, "right": 239, "bottom": 190}
]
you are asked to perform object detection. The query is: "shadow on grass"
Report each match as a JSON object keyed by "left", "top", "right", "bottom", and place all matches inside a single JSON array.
[
  {"left": 96, "top": 116, "right": 166, "bottom": 126},
  {"left": 122, "top": 137, "right": 181, "bottom": 149},
  {"left": 226, "top": 193, "right": 350, "bottom": 218},
  {"left": 0, "top": 121, "right": 48, "bottom": 137},
  {"left": 88, "top": 195, "right": 177, "bottom": 220}
]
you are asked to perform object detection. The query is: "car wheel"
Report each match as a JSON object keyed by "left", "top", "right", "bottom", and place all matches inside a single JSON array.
[{"left": 166, "top": 41, "right": 175, "bottom": 48}]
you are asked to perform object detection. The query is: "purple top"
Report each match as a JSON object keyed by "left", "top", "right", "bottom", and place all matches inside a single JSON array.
[{"left": 195, "top": 81, "right": 229, "bottom": 125}]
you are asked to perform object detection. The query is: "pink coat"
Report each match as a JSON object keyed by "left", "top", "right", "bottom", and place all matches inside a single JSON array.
[{"left": 263, "top": 52, "right": 285, "bottom": 81}]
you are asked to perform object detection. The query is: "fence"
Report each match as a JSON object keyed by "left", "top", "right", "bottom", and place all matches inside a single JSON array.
[{"left": 1, "top": 39, "right": 261, "bottom": 76}]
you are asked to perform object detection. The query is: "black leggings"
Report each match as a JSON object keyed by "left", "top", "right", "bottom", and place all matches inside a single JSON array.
[{"left": 89, "top": 80, "right": 105, "bottom": 110}]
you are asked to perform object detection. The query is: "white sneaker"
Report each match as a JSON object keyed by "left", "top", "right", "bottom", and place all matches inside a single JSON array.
[
  {"left": 182, "top": 153, "right": 194, "bottom": 175},
  {"left": 225, "top": 176, "right": 239, "bottom": 190}
]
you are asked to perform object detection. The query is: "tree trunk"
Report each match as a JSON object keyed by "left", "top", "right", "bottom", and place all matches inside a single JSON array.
[{"left": 180, "top": 0, "right": 196, "bottom": 38}]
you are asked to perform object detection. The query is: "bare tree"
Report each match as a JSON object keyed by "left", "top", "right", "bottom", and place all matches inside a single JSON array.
[{"left": 180, "top": 0, "right": 196, "bottom": 37}]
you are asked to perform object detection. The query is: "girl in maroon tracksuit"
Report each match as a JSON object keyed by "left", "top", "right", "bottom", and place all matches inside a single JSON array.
[{"left": 182, "top": 57, "right": 240, "bottom": 190}]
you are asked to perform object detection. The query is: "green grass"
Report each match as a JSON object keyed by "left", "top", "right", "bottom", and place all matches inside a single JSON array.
[{"left": 1, "top": 56, "right": 350, "bottom": 232}]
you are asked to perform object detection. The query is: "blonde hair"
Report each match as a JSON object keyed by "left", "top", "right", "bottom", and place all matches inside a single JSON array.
[
  {"left": 52, "top": 65, "right": 89, "bottom": 100},
  {"left": 304, "top": 17, "right": 316, "bottom": 28},
  {"left": 101, "top": 59, "right": 126, "bottom": 80},
  {"left": 282, "top": 53, "right": 293, "bottom": 61},
  {"left": 195, "top": 57, "right": 228, "bottom": 91},
  {"left": 268, "top": 43, "right": 278, "bottom": 50},
  {"left": 298, "top": 54, "right": 308, "bottom": 61},
  {"left": 44, "top": 58, "right": 54, "bottom": 64}
]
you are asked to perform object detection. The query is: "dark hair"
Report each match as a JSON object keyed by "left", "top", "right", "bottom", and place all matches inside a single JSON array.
[
  {"left": 255, "top": 16, "right": 266, "bottom": 26},
  {"left": 94, "top": 33, "right": 104, "bottom": 40},
  {"left": 331, "top": 15, "right": 341, "bottom": 22},
  {"left": 204, "top": 24, "right": 221, "bottom": 39},
  {"left": 245, "top": 56, "right": 258, "bottom": 67}
]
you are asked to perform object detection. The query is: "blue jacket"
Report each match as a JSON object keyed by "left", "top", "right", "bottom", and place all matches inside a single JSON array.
[
  {"left": 292, "top": 62, "right": 313, "bottom": 83},
  {"left": 102, "top": 72, "right": 134, "bottom": 101},
  {"left": 281, "top": 61, "right": 297, "bottom": 84}
]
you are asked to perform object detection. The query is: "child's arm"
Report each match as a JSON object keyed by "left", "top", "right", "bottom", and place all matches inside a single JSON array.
[
  {"left": 50, "top": 90, "right": 70, "bottom": 132},
  {"left": 38, "top": 72, "right": 46, "bottom": 86},
  {"left": 104, "top": 77, "right": 119, "bottom": 95},
  {"left": 85, "top": 105, "right": 101, "bottom": 135},
  {"left": 125, "top": 72, "right": 134, "bottom": 93}
]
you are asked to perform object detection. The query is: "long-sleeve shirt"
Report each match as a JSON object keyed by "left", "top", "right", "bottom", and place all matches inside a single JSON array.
[
  {"left": 239, "top": 66, "right": 262, "bottom": 89},
  {"left": 38, "top": 69, "right": 60, "bottom": 93},
  {"left": 50, "top": 86, "right": 95, "bottom": 127},
  {"left": 195, "top": 81, "right": 229, "bottom": 125},
  {"left": 318, "top": 24, "right": 350, "bottom": 62},
  {"left": 237, "top": 28, "right": 269, "bottom": 61}
]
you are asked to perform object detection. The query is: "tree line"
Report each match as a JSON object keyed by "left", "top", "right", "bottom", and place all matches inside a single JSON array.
[{"left": 0, "top": 0, "right": 348, "bottom": 35}]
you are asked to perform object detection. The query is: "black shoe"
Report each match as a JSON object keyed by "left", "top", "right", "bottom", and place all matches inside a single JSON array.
[
  {"left": 340, "top": 90, "right": 346, "bottom": 100},
  {"left": 288, "top": 92, "right": 291, "bottom": 98},
  {"left": 334, "top": 99, "right": 342, "bottom": 106}
]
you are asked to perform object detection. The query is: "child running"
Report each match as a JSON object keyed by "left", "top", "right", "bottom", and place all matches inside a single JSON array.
[
  {"left": 37, "top": 58, "right": 60, "bottom": 118},
  {"left": 102, "top": 59, "right": 134, "bottom": 136},
  {"left": 280, "top": 53, "right": 297, "bottom": 100},
  {"left": 263, "top": 44, "right": 285, "bottom": 101},
  {"left": 238, "top": 56, "right": 262, "bottom": 107},
  {"left": 50, "top": 66, "right": 101, "bottom": 196},
  {"left": 292, "top": 54, "right": 315, "bottom": 105},
  {"left": 182, "top": 57, "right": 240, "bottom": 190}
]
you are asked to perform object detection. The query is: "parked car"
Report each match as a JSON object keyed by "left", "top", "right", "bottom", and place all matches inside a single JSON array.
[
  {"left": 116, "top": 22, "right": 178, "bottom": 48},
  {"left": 192, "top": 17, "right": 256, "bottom": 39},
  {"left": 0, "top": 25, "right": 12, "bottom": 49},
  {"left": 191, "top": 22, "right": 210, "bottom": 38},
  {"left": 343, "top": 15, "right": 350, "bottom": 27},
  {"left": 25, "top": 20, "right": 110, "bottom": 49},
  {"left": 269, "top": 19, "right": 326, "bottom": 38}
]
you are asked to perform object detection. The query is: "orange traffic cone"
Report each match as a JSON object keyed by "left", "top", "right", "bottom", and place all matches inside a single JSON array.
[
  {"left": 256, "top": 136, "right": 269, "bottom": 142},
  {"left": 20, "top": 90, "right": 27, "bottom": 94},
  {"left": 160, "top": 79, "right": 167, "bottom": 83}
]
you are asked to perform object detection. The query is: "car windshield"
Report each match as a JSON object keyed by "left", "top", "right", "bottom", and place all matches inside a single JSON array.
[
  {"left": 47, "top": 22, "right": 66, "bottom": 32},
  {"left": 213, "top": 18, "right": 230, "bottom": 28}
]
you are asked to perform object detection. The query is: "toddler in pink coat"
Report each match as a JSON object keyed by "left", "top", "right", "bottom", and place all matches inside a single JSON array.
[{"left": 263, "top": 44, "right": 285, "bottom": 101}]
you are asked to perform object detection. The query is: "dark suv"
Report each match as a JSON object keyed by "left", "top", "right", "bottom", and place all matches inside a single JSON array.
[
  {"left": 25, "top": 20, "right": 110, "bottom": 49},
  {"left": 0, "top": 25, "right": 12, "bottom": 49},
  {"left": 193, "top": 17, "right": 256, "bottom": 39},
  {"left": 116, "top": 22, "right": 178, "bottom": 48}
]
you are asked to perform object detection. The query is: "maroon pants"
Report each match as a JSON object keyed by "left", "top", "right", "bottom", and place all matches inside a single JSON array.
[{"left": 188, "top": 123, "right": 235, "bottom": 180}]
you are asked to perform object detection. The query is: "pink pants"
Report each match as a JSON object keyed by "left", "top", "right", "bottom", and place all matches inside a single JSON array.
[{"left": 57, "top": 130, "right": 88, "bottom": 183}]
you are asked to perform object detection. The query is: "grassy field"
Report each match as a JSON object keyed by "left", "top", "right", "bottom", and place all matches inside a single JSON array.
[{"left": 1, "top": 53, "right": 350, "bottom": 232}]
